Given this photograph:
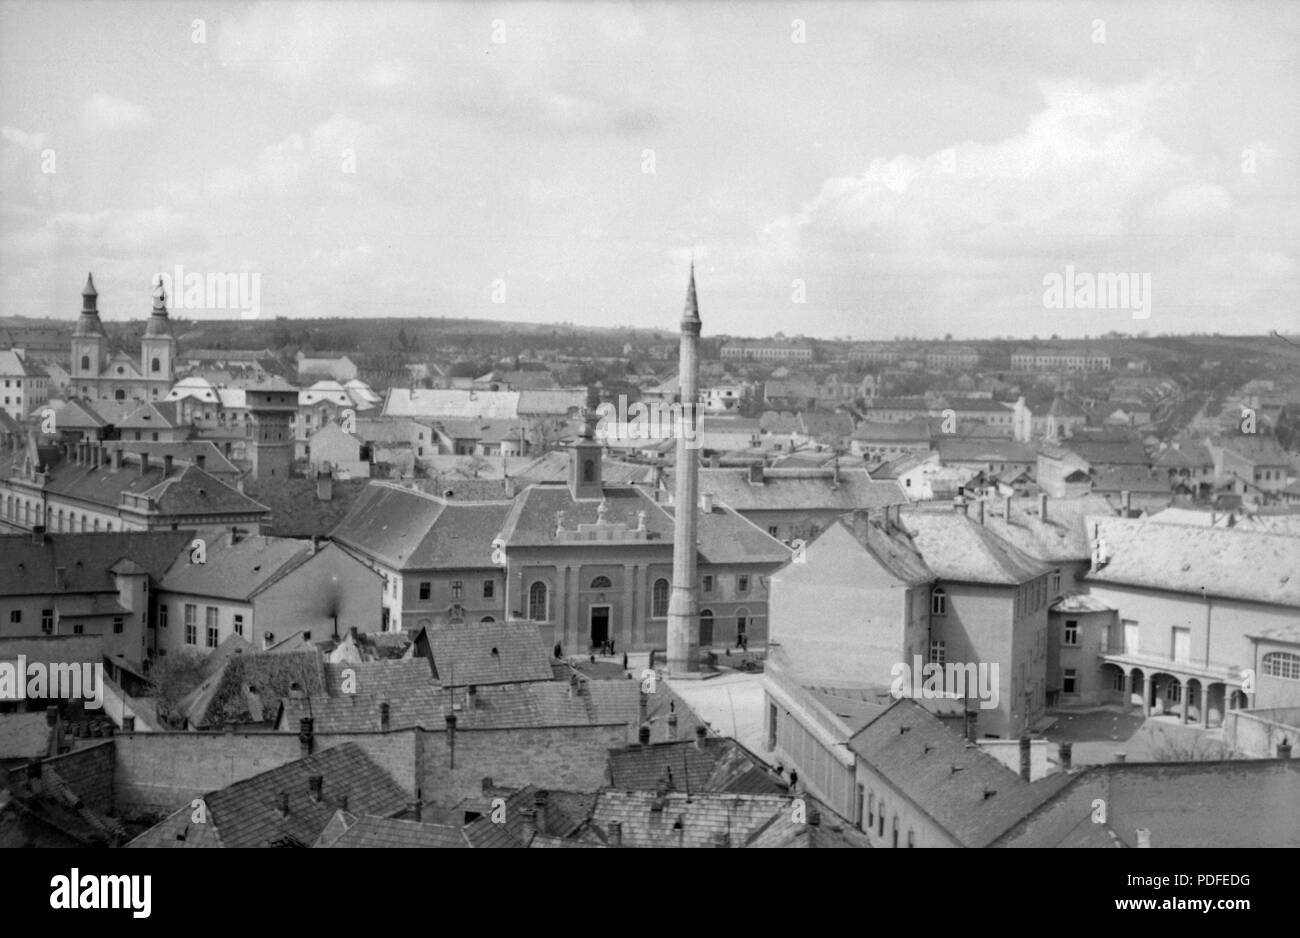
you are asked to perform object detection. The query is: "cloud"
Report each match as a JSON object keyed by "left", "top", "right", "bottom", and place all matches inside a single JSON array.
[
  {"left": 1, "top": 206, "right": 206, "bottom": 260},
  {"left": 82, "top": 93, "right": 153, "bottom": 134},
  {"left": 1, "top": 126, "right": 47, "bottom": 150}
]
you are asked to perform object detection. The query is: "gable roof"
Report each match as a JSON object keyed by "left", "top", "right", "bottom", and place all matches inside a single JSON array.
[
  {"left": 314, "top": 812, "right": 470, "bottom": 848},
  {"left": 0, "top": 531, "right": 193, "bottom": 596},
  {"left": 606, "top": 736, "right": 788, "bottom": 795},
  {"left": 423, "top": 620, "right": 555, "bottom": 686},
  {"left": 684, "top": 467, "right": 906, "bottom": 513},
  {"left": 899, "top": 511, "right": 1051, "bottom": 585},
  {"left": 848, "top": 699, "right": 1069, "bottom": 847},
  {"left": 159, "top": 534, "right": 315, "bottom": 601}
]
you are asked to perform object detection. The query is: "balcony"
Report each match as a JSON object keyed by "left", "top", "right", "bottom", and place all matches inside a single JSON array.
[{"left": 1098, "top": 637, "right": 1242, "bottom": 683}]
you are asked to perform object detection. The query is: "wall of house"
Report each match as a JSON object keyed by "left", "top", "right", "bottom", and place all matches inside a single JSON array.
[
  {"left": 854, "top": 760, "right": 961, "bottom": 847},
  {"left": 763, "top": 660, "right": 858, "bottom": 822},
  {"left": 256, "top": 543, "right": 384, "bottom": 641},
  {"left": 399, "top": 569, "right": 505, "bottom": 628},
  {"left": 1049, "top": 608, "right": 1118, "bottom": 706},
  {"left": 768, "top": 523, "right": 925, "bottom": 687},
  {"left": 1223, "top": 708, "right": 1300, "bottom": 758}
]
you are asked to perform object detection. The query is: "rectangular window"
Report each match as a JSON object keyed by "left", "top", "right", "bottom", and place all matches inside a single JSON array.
[
  {"left": 233, "top": 614, "right": 244, "bottom": 637},
  {"left": 419, "top": 581, "right": 431, "bottom": 600},
  {"left": 159, "top": 605, "right": 168, "bottom": 629},
  {"left": 483, "top": 580, "right": 494, "bottom": 599},
  {"left": 205, "top": 607, "right": 218, "bottom": 647},
  {"left": 1063, "top": 669, "right": 1077, "bottom": 694},
  {"left": 931, "top": 590, "right": 946, "bottom": 616},
  {"left": 929, "top": 640, "right": 945, "bottom": 666},
  {"left": 113, "top": 616, "right": 124, "bottom": 634},
  {"left": 9, "top": 610, "right": 20, "bottom": 624},
  {"left": 737, "top": 575, "right": 749, "bottom": 593},
  {"left": 768, "top": 526, "right": 779, "bottom": 537},
  {"left": 702, "top": 575, "right": 714, "bottom": 593},
  {"left": 1050, "top": 569, "right": 1061, "bottom": 594},
  {"left": 452, "top": 580, "right": 463, "bottom": 600},
  {"left": 867, "top": 792, "right": 875, "bottom": 829},
  {"left": 73, "top": 624, "right": 84, "bottom": 635},
  {"left": 41, "top": 609, "right": 54, "bottom": 635},
  {"left": 184, "top": 604, "right": 196, "bottom": 645},
  {"left": 1063, "top": 619, "right": 1079, "bottom": 646}
]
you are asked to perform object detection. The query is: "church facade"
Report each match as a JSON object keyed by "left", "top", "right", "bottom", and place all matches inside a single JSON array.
[{"left": 69, "top": 274, "right": 176, "bottom": 404}]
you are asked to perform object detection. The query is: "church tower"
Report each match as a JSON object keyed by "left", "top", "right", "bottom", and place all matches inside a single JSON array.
[
  {"left": 141, "top": 279, "right": 176, "bottom": 390},
  {"left": 569, "top": 386, "right": 604, "bottom": 500},
  {"left": 70, "top": 273, "right": 106, "bottom": 386},
  {"left": 666, "top": 262, "right": 702, "bottom": 675}
]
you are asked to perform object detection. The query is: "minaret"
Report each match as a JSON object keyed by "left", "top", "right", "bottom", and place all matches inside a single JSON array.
[{"left": 666, "top": 262, "right": 702, "bottom": 675}]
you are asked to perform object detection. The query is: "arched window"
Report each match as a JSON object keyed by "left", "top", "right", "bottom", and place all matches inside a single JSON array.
[
  {"left": 114, "top": 389, "right": 125, "bottom": 401},
  {"left": 480, "top": 616, "right": 496, "bottom": 624},
  {"left": 583, "top": 459, "right": 595, "bottom": 483},
  {"left": 590, "top": 576, "right": 612, "bottom": 590},
  {"left": 151, "top": 357, "right": 161, "bottom": 373},
  {"left": 931, "top": 587, "right": 947, "bottom": 616},
  {"left": 80, "top": 355, "right": 90, "bottom": 371},
  {"left": 1263, "top": 651, "right": 1300, "bottom": 681},
  {"left": 528, "top": 581, "right": 548, "bottom": 621},
  {"left": 652, "top": 578, "right": 670, "bottom": 617}
]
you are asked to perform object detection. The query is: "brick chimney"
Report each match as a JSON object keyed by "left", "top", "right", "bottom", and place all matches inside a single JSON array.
[
  {"left": 638, "top": 724, "right": 651, "bottom": 746},
  {"left": 308, "top": 775, "right": 324, "bottom": 803},
  {"left": 1278, "top": 737, "right": 1292, "bottom": 759},
  {"left": 195, "top": 453, "right": 205, "bottom": 470},
  {"left": 666, "top": 713, "right": 678, "bottom": 740},
  {"left": 533, "top": 790, "right": 550, "bottom": 832},
  {"left": 1060, "top": 741, "right": 1073, "bottom": 771},
  {"left": 299, "top": 717, "right": 314, "bottom": 757},
  {"left": 520, "top": 807, "right": 538, "bottom": 844},
  {"left": 747, "top": 463, "right": 763, "bottom": 485},
  {"left": 445, "top": 713, "right": 457, "bottom": 769},
  {"left": 163, "top": 454, "right": 174, "bottom": 477},
  {"left": 1003, "top": 494, "right": 1013, "bottom": 520},
  {"left": 379, "top": 701, "right": 391, "bottom": 732},
  {"left": 638, "top": 691, "right": 648, "bottom": 726},
  {"left": 481, "top": 776, "right": 494, "bottom": 796},
  {"left": 138, "top": 452, "right": 150, "bottom": 477},
  {"left": 278, "top": 791, "right": 290, "bottom": 818},
  {"left": 607, "top": 820, "right": 623, "bottom": 847},
  {"left": 1019, "top": 734, "right": 1031, "bottom": 781},
  {"left": 963, "top": 708, "right": 977, "bottom": 743},
  {"left": 694, "top": 725, "right": 707, "bottom": 750}
]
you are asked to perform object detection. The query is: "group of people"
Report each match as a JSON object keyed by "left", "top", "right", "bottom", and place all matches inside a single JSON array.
[{"left": 598, "top": 637, "right": 616, "bottom": 656}]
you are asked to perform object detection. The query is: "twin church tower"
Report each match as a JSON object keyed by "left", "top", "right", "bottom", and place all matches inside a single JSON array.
[{"left": 69, "top": 273, "right": 176, "bottom": 403}]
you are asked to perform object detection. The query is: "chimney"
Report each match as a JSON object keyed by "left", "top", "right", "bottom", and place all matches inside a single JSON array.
[
  {"left": 712, "top": 831, "right": 730, "bottom": 847},
  {"left": 278, "top": 792, "right": 290, "bottom": 818},
  {"left": 608, "top": 820, "right": 623, "bottom": 847},
  {"left": 411, "top": 796, "right": 422, "bottom": 822},
  {"left": 163, "top": 454, "right": 174, "bottom": 477},
  {"left": 379, "top": 702, "right": 391, "bottom": 732},
  {"left": 747, "top": 463, "right": 763, "bottom": 485},
  {"left": 699, "top": 493, "right": 714, "bottom": 513},
  {"left": 975, "top": 499, "right": 985, "bottom": 525},
  {"left": 1114, "top": 752, "right": 1127, "bottom": 763},
  {"left": 520, "top": 807, "right": 538, "bottom": 844},
  {"left": 317, "top": 470, "right": 334, "bottom": 502},
  {"left": 1038, "top": 492, "right": 1048, "bottom": 522},
  {"left": 138, "top": 452, "right": 150, "bottom": 477},
  {"left": 694, "top": 725, "right": 707, "bottom": 750},
  {"left": 1004, "top": 494, "right": 1013, "bottom": 521},
  {"left": 299, "top": 717, "right": 314, "bottom": 758},
  {"left": 638, "top": 691, "right": 648, "bottom": 727},
  {"left": 1060, "top": 741, "right": 1073, "bottom": 771},
  {"left": 1135, "top": 828, "right": 1151, "bottom": 848},
  {"left": 666, "top": 713, "right": 678, "bottom": 740},
  {"left": 308, "top": 775, "right": 324, "bottom": 803},
  {"left": 638, "top": 724, "right": 651, "bottom": 746},
  {"left": 807, "top": 804, "right": 821, "bottom": 827},
  {"left": 195, "top": 453, "right": 205, "bottom": 470},
  {"left": 533, "top": 790, "right": 549, "bottom": 832},
  {"left": 445, "top": 713, "right": 457, "bottom": 769},
  {"left": 481, "top": 776, "right": 494, "bottom": 796},
  {"left": 122, "top": 715, "right": 135, "bottom": 732},
  {"left": 1019, "top": 734, "right": 1031, "bottom": 781},
  {"left": 1278, "top": 737, "right": 1292, "bottom": 759}
]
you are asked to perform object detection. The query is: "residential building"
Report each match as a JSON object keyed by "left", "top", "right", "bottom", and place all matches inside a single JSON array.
[{"left": 0, "top": 348, "right": 49, "bottom": 420}]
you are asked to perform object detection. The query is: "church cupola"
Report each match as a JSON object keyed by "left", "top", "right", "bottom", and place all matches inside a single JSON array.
[
  {"left": 141, "top": 279, "right": 176, "bottom": 383},
  {"left": 71, "top": 272, "right": 106, "bottom": 380}
]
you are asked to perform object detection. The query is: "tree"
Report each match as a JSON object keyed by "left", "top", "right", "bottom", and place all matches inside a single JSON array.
[{"left": 145, "top": 649, "right": 207, "bottom": 729}]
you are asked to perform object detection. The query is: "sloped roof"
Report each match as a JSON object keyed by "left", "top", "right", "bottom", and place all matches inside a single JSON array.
[
  {"left": 899, "top": 510, "right": 1051, "bottom": 585},
  {"left": 834, "top": 514, "right": 935, "bottom": 586},
  {"left": 0, "top": 532, "right": 193, "bottom": 596},
  {"left": 978, "top": 495, "right": 1116, "bottom": 564},
  {"left": 331, "top": 483, "right": 512, "bottom": 570},
  {"left": 314, "top": 813, "right": 470, "bottom": 848},
  {"left": 851, "top": 418, "right": 934, "bottom": 443},
  {"left": 1087, "top": 517, "right": 1300, "bottom": 607},
  {"left": 848, "top": 699, "right": 1069, "bottom": 847},
  {"left": 606, "top": 736, "right": 787, "bottom": 795},
  {"left": 588, "top": 790, "right": 796, "bottom": 848},
  {"left": 683, "top": 467, "right": 906, "bottom": 513},
  {"left": 160, "top": 534, "right": 316, "bottom": 601},
  {"left": 424, "top": 620, "right": 555, "bottom": 686},
  {"left": 126, "top": 743, "right": 408, "bottom": 848}
]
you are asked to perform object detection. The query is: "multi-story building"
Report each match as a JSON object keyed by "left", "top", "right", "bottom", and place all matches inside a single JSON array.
[
  {"left": 719, "top": 339, "right": 814, "bottom": 364},
  {"left": 1010, "top": 348, "right": 1111, "bottom": 372},
  {"left": 0, "top": 348, "right": 49, "bottom": 420},
  {"left": 925, "top": 346, "right": 980, "bottom": 371}
]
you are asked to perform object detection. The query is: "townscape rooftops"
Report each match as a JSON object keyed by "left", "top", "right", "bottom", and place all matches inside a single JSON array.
[
  {"left": 682, "top": 466, "right": 906, "bottom": 513},
  {"left": 422, "top": 619, "right": 555, "bottom": 686},
  {"left": 314, "top": 812, "right": 470, "bottom": 848},
  {"left": 1087, "top": 517, "right": 1300, "bottom": 608},
  {"left": 159, "top": 534, "right": 316, "bottom": 601},
  {"left": 606, "top": 736, "right": 788, "bottom": 795},
  {"left": 899, "top": 510, "right": 1052, "bottom": 585}
]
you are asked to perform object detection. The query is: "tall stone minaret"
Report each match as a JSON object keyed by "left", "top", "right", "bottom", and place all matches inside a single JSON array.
[{"left": 666, "top": 262, "right": 702, "bottom": 675}]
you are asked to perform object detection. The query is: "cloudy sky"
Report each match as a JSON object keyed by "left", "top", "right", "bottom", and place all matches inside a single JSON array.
[{"left": 1, "top": 0, "right": 1296, "bottom": 338}]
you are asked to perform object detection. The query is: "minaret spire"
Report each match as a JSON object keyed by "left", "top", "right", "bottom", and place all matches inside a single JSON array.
[{"left": 667, "top": 262, "right": 703, "bottom": 675}]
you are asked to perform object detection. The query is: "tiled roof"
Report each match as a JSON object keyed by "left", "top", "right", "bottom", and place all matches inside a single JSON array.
[
  {"left": 978, "top": 495, "right": 1115, "bottom": 563},
  {"left": 0, "top": 635, "right": 103, "bottom": 667},
  {"left": 424, "top": 620, "right": 554, "bottom": 686},
  {"left": 744, "top": 803, "right": 874, "bottom": 848},
  {"left": 588, "top": 790, "right": 796, "bottom": 848},
  {"left": 323, "top": 659, "right": 436, "bottom": 697},
  {"left": 1087, "top": 517, "right": 1300, "bottom": 607},
  {"left": 834, "top": 514, "right": 934, "bottom": 586},
  {"left": 463, "top": 785, "right": 600, "bottom": 847},
  {"left": 116, "top": 401, "right": 183, "bottom": 430},
  {"left": 0, "top": 531, "right": 192, "bottom": 596},
  {"left": 331, "top": 483, "right": 512, "bottom": 570},
  {"left": 899, "top": 510, "right": 1051, "bottom": 585},
  {"left": 240, "top": 476, "right": 370, "bottom": 539},
  {"left": 514, "top": 451, "right": 657, "bottom": 484},
  {"left": 848, "top": 699, "right": 1069, "bottom": 847},
  {"left": 851, "top": 418, "right": 933, "bottom": 442},
  {"left": 177, "top": 650, "right": 327, "bottom": 729},
  {"left": 126, "top": 743, "right": 409, "bottom": 848},
  {"left": 159, "top": 534, "right": 315, "bottom": 601},
  {"left": 314, "top": 813, "right": 470, "bottom": 848},
  {"left": 935, "top": 439, "right": 1038, "bottom": 463},
  {"left": 115, "top": 441, "right": 240, "bottom": 475},
  {"left": 1089, "top": 466, "right": 1172, "bottom": 495},
  {"left": 606, "top": 737, "right": 787, "bottom": 795}
]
